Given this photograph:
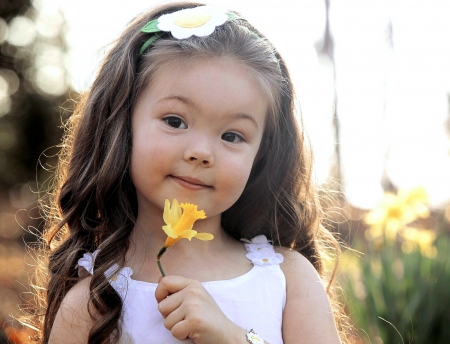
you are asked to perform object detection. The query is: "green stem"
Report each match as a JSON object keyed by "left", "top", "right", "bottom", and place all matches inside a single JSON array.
[
  {"left": 157, "top": 246, "right": 168, "bottom": 277},
  {"left": 157, "top": 259, "right": 166, "bottom": 277}
]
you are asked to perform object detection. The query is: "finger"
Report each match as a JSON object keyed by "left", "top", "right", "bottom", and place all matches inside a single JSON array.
[
  {"left": 163, "top": 306, "right": 186, "bottom": 332},
  {"left": 157, "top": 291, "right": 184, "bottom": 318},
  {"left": 155, "top": 275, "right": 190, "bottom": 303},
  {"left": 170, "top": 319, "right": 193, "bottom": 341}
]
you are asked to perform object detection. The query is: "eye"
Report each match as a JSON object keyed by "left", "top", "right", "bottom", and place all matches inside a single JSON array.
[
  {"left": 221, "top": 132, "right": 245, "bottom": 143},
  {"left": 163, "top": 116, "right": 187, "bottom": 129}
]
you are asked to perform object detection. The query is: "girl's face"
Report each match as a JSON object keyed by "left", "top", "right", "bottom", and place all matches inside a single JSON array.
[{"left": 130, "top": 56, "right": 268, "bottom": 224}]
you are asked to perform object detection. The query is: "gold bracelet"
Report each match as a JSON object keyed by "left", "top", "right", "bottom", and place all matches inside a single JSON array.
[{"left": 246, "top": 329, "right": 265, "bottom": 344}]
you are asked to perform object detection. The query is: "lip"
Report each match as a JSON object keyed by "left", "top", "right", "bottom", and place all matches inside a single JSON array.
[{"left": 170, "top": 175, "right": 212, "bottom": 190}]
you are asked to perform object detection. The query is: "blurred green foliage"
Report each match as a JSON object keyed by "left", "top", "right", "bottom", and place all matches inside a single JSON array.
[
  {"left": 342, "top": 232, "right": 450, "bottom": 343},
  {"left": 340, "top": 189, "right": 450, "bottom": 343}
]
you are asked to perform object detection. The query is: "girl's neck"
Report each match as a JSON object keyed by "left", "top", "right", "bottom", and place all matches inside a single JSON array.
[
  {"left": 127, "top": 210, "right": 229, "bottom": 264},
  {"left": 125, "top": 212, "right": 249, "bottom": 283}
]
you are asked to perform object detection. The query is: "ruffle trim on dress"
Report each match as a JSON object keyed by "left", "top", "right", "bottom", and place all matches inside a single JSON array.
[
  {"left": 76, "top": 251, "right": 98, "bottom": 276},
  {"left": 241, "top": 235, "right": 284, "bottom": 270},
  {"left": 76, "top": 250, "right": 132, "bottom": 294}
]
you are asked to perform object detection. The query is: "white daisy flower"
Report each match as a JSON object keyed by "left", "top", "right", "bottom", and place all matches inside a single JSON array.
[
  {"left": 241, "top": 235, "right": 284, "bottom": 268},
  {"left": 246, "top": 249, "right": 284, "bottom": 266},
  {"left": 241, "top": 235, "right": 273, "bottom": 245},
  {"left": 157, "top": 6, "right": 229, "bottom": 39}
]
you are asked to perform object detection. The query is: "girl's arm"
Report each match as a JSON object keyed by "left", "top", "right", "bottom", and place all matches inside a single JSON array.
[
  {"left": 278, "top": 249, "right": 341, "bottom": 344},
  {"left": 48, "top": 276, "right": 94, "bottom": 344}
]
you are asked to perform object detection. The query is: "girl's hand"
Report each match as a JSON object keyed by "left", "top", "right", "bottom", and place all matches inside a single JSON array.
[{"left": 155, "top": 275, "right": 247, "bottom": 344}]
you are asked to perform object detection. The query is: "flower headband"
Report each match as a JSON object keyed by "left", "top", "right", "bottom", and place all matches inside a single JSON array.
[{"left": 139, "top": 5, "right": 243, "bottom": 55}]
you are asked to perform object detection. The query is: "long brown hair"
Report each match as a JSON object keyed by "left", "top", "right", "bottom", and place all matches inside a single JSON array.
[{"left": 23, "top": 2, "right": 350, "bottom": 343}]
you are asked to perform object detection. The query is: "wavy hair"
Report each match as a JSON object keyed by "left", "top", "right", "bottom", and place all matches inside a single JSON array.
[{"left": 23, "top": 2, "right": 350, "bottom": 343}]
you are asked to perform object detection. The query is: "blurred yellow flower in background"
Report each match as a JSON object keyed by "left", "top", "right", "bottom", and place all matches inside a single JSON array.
[
  {"left": 401, "top": 227, "right": 437, "bottom": 258},
  {"left": 364, "top": 187, "right": 436, "bottom": 257}
]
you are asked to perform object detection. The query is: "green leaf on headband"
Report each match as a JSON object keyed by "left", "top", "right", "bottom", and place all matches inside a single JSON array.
[
  {"left": 227, "top": 13, "right": 243, "bottom": 21},
  {"left": 141, "top": 19, "right": 160, "bottom": 33},
  {"left": 139, "top": 33, "right": 161, "bottom": 55}
]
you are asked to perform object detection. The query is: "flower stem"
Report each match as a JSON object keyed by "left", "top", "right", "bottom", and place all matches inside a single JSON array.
[
  {"left": 157, "top": 246, "right": 168, "bottom": 277},
  {"left": 157, "top": 259, "right": 166, "bottom": 277}
]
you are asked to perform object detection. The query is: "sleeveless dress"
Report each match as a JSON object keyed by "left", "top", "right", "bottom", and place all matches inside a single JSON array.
[{"left": 77, "top": 235, "right": 286, "bottom": 344}]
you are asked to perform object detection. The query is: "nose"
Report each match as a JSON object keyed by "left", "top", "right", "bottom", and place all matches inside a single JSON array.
[{"left": 183, "top": 139, "right": 214, "bottom": 167}]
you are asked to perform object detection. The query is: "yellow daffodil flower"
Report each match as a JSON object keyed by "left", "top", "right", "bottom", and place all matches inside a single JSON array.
[
  {"left": 365, "top": 187, "right": 429, "bottom": 229},
  {"left": 364, "top": 187, "right": 436, "bottom": 257},
  {"left": 157, "top": 199, "right": 213, "bottom": 276},
  {"left": 162, "top": 199, "right": 212, "bottom": 247},
  {"left": 401, "top": 227, "right": 437, "bottom": 258}
]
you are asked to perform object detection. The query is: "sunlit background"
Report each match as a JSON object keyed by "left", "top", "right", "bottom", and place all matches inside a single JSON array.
[
  {"left": 0, "top": 0, "right": 449, "bottom": 343},
  {"left": 60, "top": 0, "right": 450, "bottom": 209},
  {"left": 3, "top": 0, "right": 449, "bottom": 208}
]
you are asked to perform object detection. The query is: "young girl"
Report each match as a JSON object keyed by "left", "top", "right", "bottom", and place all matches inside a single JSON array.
[{"left": 27, "top": 2, "right": 349, "bottom": 343}]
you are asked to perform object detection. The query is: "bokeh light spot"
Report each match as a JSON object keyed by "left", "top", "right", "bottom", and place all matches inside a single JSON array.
[
  {"left": 7, "top": 16, "right": 36, "bottom": 47},
  {"left": 36, "top": 12, "right": 64, "bottom": 38},
  {"left": 35, "top": 65, "right": 67, "bottom": 96},
  {"left": 0, "top": 69, "right": 20, "bottom": 96},
  {"left": 0, "top": 97, "right": 12, "bottom": 118},
  {"left": 0, "top": 18, "right": 8, "bottom": 45}
]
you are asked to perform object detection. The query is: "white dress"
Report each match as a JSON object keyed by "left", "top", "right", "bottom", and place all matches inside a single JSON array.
[{"left": 77, "top": 235, "right": 286, "bottom": 344}]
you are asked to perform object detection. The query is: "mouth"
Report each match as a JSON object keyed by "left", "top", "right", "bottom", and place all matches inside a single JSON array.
[{"left": 169, "top": 175, "right": 212, "bottom": 190}]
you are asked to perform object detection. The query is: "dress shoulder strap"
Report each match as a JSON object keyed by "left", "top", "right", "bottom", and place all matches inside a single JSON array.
[{"left": 240, "top": 235, "right": 284, "bottom": 267}]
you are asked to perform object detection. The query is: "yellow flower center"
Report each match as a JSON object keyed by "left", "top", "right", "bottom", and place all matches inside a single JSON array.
[
  {"left": 174, "top": 11, "right": 212, "bottom": 28},
  {"left": 262, "top": 258, "right": 268, "bottom": 262},
  {"left": 173, "top": 203, "right": 206, "bottom": 233},
  {"left": 386, "top": 204, "right": 403, "bottom": 219}
]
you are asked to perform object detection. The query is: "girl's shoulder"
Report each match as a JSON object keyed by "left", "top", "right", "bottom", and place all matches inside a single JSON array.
[
  {"left": 274, "top": 246, "right": 319, "bottom": 278},
  {"left": 48, "top": 276, "right": 94, "bottom": 343},
  {"left": 274, "top": 247, "right": 341, "bottom": 343}
]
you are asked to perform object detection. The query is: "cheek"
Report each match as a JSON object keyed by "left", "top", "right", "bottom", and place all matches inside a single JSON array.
[
  {"left": 217, "top": 155, "right": 254, "bottom": 197},
  {"left": 130, "top": 133, "right": 173, "bottom": 184}
]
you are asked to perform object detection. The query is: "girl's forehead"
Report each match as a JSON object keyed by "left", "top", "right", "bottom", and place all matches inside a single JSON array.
[{"left": 144, "top": 56, "right": 268, "bottom": 112}]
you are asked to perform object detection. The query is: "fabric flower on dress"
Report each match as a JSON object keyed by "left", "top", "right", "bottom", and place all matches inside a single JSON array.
[
  {"left": 156, "top": 6, "right": 228, "bottom": 39},
  {"left": 241, "top": 235, "right": 273, "bottom": 253},
  {"left": 241, "top": 235, "right": 284, "bottom": 269},
  {"left": 241, "top": 235, "right": 273, "bottom": 245},
  {"left": 76, "top": 250, "right": 98, "bottom": 277},
  {"left": 246, "top": 249, "right": 284, "bottom": 267},
  {"left": 107, "top": 266, "right": 133, "bottom": 294}
]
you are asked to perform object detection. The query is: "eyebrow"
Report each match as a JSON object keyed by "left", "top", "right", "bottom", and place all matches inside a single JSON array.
[
  {"left": 158, "top": 95, "right": 259, "bottom": 129},
  {"left": 159, "top": 95, "right": 199, "bottom": 110}
]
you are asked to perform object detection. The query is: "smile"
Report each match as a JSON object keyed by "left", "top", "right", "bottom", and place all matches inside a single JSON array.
[{"left": 169, "top": 175, "right": 212, "bottom": 191}]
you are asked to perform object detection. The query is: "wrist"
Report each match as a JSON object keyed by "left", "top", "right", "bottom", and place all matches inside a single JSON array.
[
  {"left": 225, "top": 324, "right": 266, "bottom": 344},
  {"left": 226, "top": 325, "right": 248, "bottom": 344}
]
